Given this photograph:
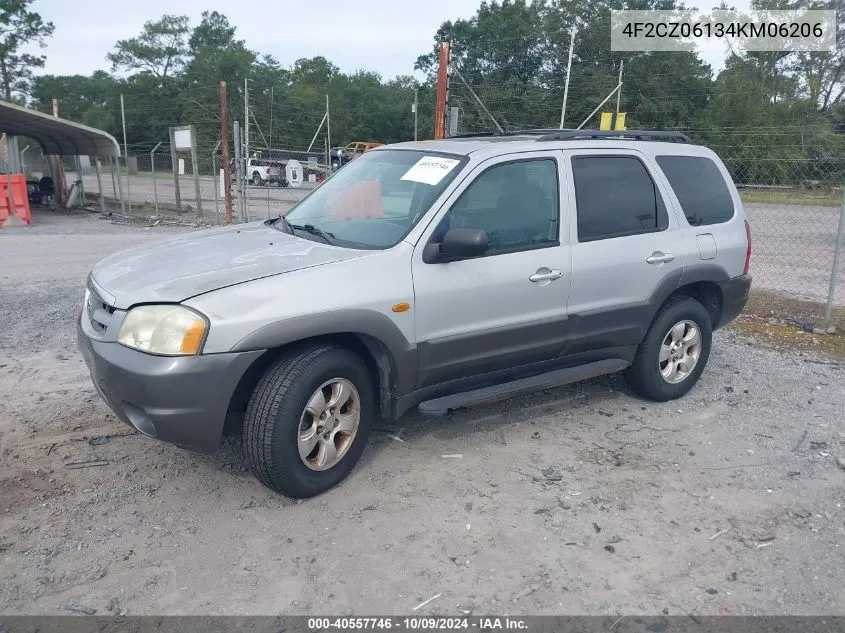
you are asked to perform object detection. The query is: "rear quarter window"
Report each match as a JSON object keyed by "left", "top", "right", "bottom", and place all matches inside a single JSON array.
[{"left": 656, "top": 155, "right": 735, "bottom": 226}]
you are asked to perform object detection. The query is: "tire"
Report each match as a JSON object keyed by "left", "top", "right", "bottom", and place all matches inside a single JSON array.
[
  {"left": 251, "top": 172, "right": 263, "bottom": 186},
  {"left": 243, "top": 344, "right": 375, "bottom": 498},
  {"left": 626, "top": 296, "right": 713, "bottom": 401},
  {"left": 331, "top": 161, "right": 339, "bottom": 170}
]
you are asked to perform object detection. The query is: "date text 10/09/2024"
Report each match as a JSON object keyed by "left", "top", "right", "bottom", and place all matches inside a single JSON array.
[{"left": 307, "top": 617, "right": 529, "bottom": 631}]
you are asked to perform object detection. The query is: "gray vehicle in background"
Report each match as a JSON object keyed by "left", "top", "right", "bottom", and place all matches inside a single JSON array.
[{"left": 77, "top": 129, "right": 752, "bottom": 498}]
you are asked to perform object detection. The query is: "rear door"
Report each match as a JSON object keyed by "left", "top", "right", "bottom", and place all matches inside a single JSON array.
[
  {"left": 654, "top": 153, "right": 748, "bottom": 278},
  {"left": 563, "top": 149, "right": 688, "bottom": 355},
  {"left": 411, "top": 151, "right": 572, "bottom": 389}
]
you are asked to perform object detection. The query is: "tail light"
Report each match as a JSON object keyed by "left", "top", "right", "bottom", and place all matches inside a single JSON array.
[{"left": 743, "top": 220, "right": 752, "bottom": 275}]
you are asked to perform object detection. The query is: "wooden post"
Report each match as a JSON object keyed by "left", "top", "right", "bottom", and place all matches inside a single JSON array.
[
  {"left": 220, "top": 81, "right": 233, "bottom": 224},
  {"left": 434, "top": 42, "right": 449, "bottom": 140}
]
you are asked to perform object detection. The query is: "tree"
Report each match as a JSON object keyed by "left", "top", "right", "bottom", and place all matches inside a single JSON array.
[
  {"left": 107, "top": 14, "right": 189, "bottom": 81},
  {"left": 0, "top": 0, "right": 54, "bottom": 101},
  {"left": 180, "top": 11, "right": 258, "bottom": 147}
]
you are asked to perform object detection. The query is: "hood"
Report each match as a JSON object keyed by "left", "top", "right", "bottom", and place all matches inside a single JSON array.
[{"left": 91, "top": 221, "right": 369, "bottom": 308}]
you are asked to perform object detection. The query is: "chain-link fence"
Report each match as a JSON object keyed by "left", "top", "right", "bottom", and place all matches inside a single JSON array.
[{"left": 712, "top": 135, "right": 845, "bottom": 309}]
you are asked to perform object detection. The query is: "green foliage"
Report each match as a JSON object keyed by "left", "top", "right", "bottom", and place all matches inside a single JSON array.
[
  {"left": 0, "top": 0, "right": 54, "bottom": 101},
  {"left": 107, "top": 14, "right": 190, "bottom": 81}
]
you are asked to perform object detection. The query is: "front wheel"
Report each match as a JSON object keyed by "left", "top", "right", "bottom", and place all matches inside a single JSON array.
[
  {"left": 243, "top": 344, "right": 374, "bottom": 498},
  {"left": 251, "top": 172, "right": 263, "bottom": 186},
  {"left": 626, "top": 296, "right": 713, "bottom": 401}
]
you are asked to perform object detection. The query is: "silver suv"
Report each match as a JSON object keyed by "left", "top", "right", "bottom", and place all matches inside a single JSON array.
[{"left": 78, "top": 130, "right": 752, "bottom": 498}]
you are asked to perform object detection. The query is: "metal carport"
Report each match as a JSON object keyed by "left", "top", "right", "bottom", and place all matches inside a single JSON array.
[{"left": 0, "top": 99, "right": 123, "bottom": 213}]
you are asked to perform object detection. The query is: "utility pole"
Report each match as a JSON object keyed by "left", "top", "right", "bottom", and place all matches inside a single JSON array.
[
  {"left": 234, "top": 120, "right": 244, "bottom": 221},
  {"left": 434, "top": 42, "right": 449, "bottom": 139},
  {"left": 326, "top": 94, "right": 331, "bottom": 153},
  {"left": 243, "top": 78, "right": 250, "bottom": 162},
  {"left": 120, "top": 94, "right": 131, "bottom": 211},
  {"left": 559, "top": 28, "right": 576, "bottom": 129},
  {"left": 243, "top": 78, "right": 250, "bottom": 216},
  {"left": 220, "top": 81, "right": 233, "bottom": 224},
  {"left": 413, "top": 88, "right": 419, "bottom": 141},
  {"left": 616, "top": 60, "right": 624, "bottom": 114}
]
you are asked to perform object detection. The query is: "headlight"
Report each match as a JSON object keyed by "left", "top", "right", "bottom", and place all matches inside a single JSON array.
[{"left": 118, "top": 305, "right": 207, "bottom": 355}]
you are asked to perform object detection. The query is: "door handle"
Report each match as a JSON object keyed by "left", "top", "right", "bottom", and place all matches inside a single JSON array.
[
  {"left": 529, "top": 268, "right": 564, "bottom": 283},
  {"left": 646, "top": 251, "right": 675, "bottom": 265}
]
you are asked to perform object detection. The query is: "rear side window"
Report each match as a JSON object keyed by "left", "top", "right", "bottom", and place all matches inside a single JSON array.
[
  {"left": 572, "top": 156, "right": 669, "bottom": 242},
  {"left": 656, "top": 155, "right": 735, "bottom": 226}
]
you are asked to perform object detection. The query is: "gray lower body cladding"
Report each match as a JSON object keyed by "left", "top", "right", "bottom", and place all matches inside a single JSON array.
[
  {"left": 716, "top": 274, "right": 752, "bottom": 328},
  {"left": 77, "top": 319, "right": 263, "bottom": 452}
]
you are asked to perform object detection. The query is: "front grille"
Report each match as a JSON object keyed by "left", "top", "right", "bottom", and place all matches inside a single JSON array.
[{"left": 87, "top": 285, "right": 115, "bottom": 335}]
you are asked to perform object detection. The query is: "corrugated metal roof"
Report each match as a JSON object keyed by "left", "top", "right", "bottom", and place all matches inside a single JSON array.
[{"left": 0, "top": 99, "right": 120, "bottom": 157}]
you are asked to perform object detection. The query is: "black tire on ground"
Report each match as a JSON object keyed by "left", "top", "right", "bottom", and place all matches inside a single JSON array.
[
  {"left": 243, "top": 344, "right": 375, "bottom": 498},
  {"left": 251, "top": 172, "right": 263, "bottom": 186},
  {"left": 626, "top": 295, "right": 713, "bottom": 402}
]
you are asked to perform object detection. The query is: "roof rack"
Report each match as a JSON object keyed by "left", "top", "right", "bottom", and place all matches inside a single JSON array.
[
  {"left": 447, "top": 129, "right": 572, "bottom": 139},
  {"left": 536, "top": 130, "right": 693, "bottom": 143}
]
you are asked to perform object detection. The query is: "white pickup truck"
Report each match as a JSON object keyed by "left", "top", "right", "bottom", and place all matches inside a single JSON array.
[{"left": 231, "top": 158, "right": 283, "bottom": 186}]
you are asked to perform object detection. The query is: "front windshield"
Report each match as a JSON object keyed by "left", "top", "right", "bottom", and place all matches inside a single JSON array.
[{"left": 283, "top": 149, "right": 466, "bottom": 249}]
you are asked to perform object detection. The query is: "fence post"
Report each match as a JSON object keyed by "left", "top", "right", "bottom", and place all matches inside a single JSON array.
[
  {"left": 190, "top": 126, "right": 203, "bottom": 217},
  {"left": 120, "top": 94, "right": 131, "bottom": 212},
  {"left": 114, "top": 156, "right": 125, "bottom": 214},
  {"left": 212, "top": 145, "right": 219, "bottom": 223},
  {"left": 109, "top": 157, "right": 117, "bottom": 202},
  {"left": 824, "top": 187, "right": 845, "bottom": 328},
  {"left": 169, "top": 127, "right": 182, "bottom": 214},
  {"left": 94, "top": 157, "right": 105, "bottom": 212},
  {"left": 73, "top": 155, "right": 86, "bottom": 205},
  {"left": 150, "top": 141, "right": 162, "bottom": 217}
]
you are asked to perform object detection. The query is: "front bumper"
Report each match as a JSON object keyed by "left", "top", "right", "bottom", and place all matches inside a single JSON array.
[
  {"left": 77, "top": 320, "right": 263, "bottom": 453},
  {"left": 716, "top": 273, "right": 752, "bottom": 329}
]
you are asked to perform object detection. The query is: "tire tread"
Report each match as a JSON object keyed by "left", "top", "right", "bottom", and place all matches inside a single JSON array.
[
  {"left": 243, "top": 344, "right": 336, "bottom": 491},
  {"left": 627, "top": 295, "right": 712, "bottom": 401}
]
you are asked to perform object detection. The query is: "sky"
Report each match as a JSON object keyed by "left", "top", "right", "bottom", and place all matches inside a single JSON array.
[{"left": 32, "top": 0, "right": 750, "bottom": 80}]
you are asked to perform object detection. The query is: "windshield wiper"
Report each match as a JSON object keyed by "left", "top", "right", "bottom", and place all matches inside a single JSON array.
[
  {"left": 289, "top": 222, "right": 337, "bottom": 244},
  {"left": 269, "top": 216, "right": 337, "bottom": 245}
]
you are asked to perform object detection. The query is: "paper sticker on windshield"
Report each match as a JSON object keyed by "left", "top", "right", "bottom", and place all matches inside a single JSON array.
[{"left": 400, "top": 156, "right": 460, "bottom": 186}]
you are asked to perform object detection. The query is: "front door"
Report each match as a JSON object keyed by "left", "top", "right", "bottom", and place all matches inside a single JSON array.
[{"left": 411, "top": 151, "right": 572, "bottom": 389}]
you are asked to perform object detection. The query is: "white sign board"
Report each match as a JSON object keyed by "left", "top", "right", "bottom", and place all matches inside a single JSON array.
[
  {"left": 286, "top": 160, "right": 303, "bottom": 188},
  {"left": 400, "top": 156, "right": 460, "bottom": 186},
  {"left": 173, "top": 128, "right": 193, "bottom": 150},
  {"left": 178, "top": 158, "right": 185, "bottom": 175}
]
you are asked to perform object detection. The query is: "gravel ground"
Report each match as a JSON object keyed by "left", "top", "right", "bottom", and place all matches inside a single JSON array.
[{"left": 1, "top": 210, "right": 844, "bottom": 616}]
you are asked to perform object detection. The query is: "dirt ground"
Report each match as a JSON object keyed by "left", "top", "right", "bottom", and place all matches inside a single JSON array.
[{"left": 1, "top": 210, "right": 844, "bottom": 616}]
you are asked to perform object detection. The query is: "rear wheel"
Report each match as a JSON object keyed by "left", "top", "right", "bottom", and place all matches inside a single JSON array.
[
  {"left": 626, "top": 296, "right": 712, "bottom": 401},
  {"left": 251, "top": 172, "right": 263, "bottom": 186},
  {"left": 243, "top": 344, "right": 374, "bottom": 498}
]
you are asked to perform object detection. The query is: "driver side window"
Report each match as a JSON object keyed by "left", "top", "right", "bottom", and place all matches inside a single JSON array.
[{"left": 435, "top": 159, "right": 559, "bottom": 254}]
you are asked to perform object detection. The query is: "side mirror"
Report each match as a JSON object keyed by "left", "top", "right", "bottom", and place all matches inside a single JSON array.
[{"left": 424, "top": 228, "right": 488, "bottom": 263}]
